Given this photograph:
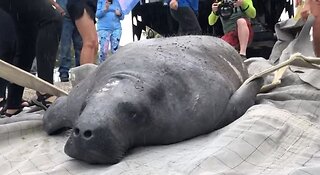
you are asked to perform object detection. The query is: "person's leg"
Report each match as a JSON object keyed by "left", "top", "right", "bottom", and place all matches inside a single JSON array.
[
  {"left": 170, "top": 7, "right": 202, "bottom": 35},
  {"left": 110, "top": 28, "right": 122, "bottom": 54},
  {"left": 310, "top": 0, "right": 320, "bottom": 57},
  {"left": 32, "top": 18, "right": 62, "bottom": 110},
  {"left": 6, "top": 23, "right": 37, "bottom": 114},
  {"left": 72, "top": 26, "right": 82, "bottom": 67},
  {"left": 313, "top": 17, "right": 320, "bottom": 57},
  {"left": 36, "top": 18, "right": 62, "bottom": 85},
  {"left": 0, "top": 8, "right": 16, "bottom": 110},
  {"left": 58, "top": 17, "right": 73, "bottom": 81},
  {"left": 75, "top": 10, "right": 98, "bottom": 64},
  {"left": 98, "top": 30, "right": 111, "bottom": 64},
  {"left": 67, "top": 0, "right": 98, "bottom": 64},
  {"left": 237, "top": 18, "right": 250, "bottom": 56}
]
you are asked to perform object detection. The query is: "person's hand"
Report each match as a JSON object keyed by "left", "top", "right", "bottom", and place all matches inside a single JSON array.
[
  {"left": 234, "top": 0, "right": 244, "bottom": 7},
  {"left": 295, "top": 0, "right": 303, "bottom": 7},
  {"left": 212, "top": 3, "right": 219, "bottom": 13},
  {"left": 56, "top": 7, "right": 66, "bottom": 16},
  {"left": 301, "top": 2, "right": 310, "bottom": 20},
  {"left": 105, "top": 0, "right": 111, "bottom": 11},
  {"left": 170, "top": 0, "right": 178, "bottom": 10},
  {"left": 115, "top": 9, "right": 121, "bottom": 16}
]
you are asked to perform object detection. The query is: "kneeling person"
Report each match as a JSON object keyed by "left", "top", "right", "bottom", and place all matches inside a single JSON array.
[{"left": 208, "top": 0, "right": 256, "bottom": 59}]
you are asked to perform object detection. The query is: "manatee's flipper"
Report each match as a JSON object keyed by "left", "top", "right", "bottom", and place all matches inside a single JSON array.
[
  {"left": 43, "top": 96, "right": 73, "bottom": 135},
  {"left": 221, "top": 78, "right": 264, "bottom": 126},
  {"left": 69, "top": 64, "right": 98, "bottom": 87}
]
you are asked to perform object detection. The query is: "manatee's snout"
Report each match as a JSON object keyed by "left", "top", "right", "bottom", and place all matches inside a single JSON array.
[{"left": 64, "top": 120, "right": 125, "bottom": 164}]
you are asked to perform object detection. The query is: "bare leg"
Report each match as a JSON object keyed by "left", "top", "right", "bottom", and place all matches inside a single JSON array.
[
  {"left": 237, "top": 18, "right": 250, "bottom": 56},
  {"left": 75, "top": 10, "right": 98, "bottom": 65},
  {"left": 313, "top": 16, "right": 320, "bottom": 56},
  {"left": 310, "top": 0, "right": 320, "bottom": 57}
]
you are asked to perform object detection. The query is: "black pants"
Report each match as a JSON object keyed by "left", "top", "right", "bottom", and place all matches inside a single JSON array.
[
  {"left": 0, "top": 0, "right": 62, "bottom": 109},
  {"left": 170, "top": 7, "right": 202, "bottom": 35},
  {"left": 0, "top": 8, "right": 16, "bottom": 99}
]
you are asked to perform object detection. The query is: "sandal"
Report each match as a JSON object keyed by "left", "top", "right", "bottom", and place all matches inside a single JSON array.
[
  {"left": 0, "top": 106, "right": 24, "bottom": 118},
  {"left": 31, "top": 92, "right": 54, "bottom": 110}
]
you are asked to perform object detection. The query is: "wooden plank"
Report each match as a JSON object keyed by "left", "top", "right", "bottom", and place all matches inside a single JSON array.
[{"left": 0, "top": 59, "right": 68, "bottom": 97}]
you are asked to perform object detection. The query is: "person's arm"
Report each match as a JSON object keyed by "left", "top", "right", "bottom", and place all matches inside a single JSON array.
[
  {"left": 117, "top": 7, "right": 125, "bottom": 20},
  {"left": 170, "top": 0, "right": 178, "bottom": 10},
  {"left": 96, "top": 0, "right": 109, "bottom": 18},
  {"left": 114, "top": 1, "right": 125, "bottom": 20},
  {"left": 208, "top": 2, "right": 219, "bottom": 26},
  {"left": 239, "top": 0, "right": 256, "bottom": 18},
  {"left": 300, "top": 0, "right": 310, "bottom": 20}
]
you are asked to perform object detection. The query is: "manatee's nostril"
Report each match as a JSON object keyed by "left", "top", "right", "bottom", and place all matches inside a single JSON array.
[
  {"left": 83, "top": 130, "right": 93, "bottom": 139},
  {"left": 74, "top": 128, "right": 80, "bottom": 136}
]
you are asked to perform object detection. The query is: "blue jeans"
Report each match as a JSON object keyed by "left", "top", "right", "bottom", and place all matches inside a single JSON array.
[
  {"left": 98, "top": 29, "right": 122, "bottom": 64},
  {"left": 58, "top": 17, "right": 82, "bottom": 77}
]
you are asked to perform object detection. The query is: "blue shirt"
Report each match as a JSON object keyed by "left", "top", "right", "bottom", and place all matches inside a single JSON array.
[{"left": 96, "top": 0, "right": 124, "bottom": 31}]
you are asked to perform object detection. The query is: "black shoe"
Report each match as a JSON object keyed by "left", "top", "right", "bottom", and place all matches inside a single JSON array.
[
  {"left": 60, "top": 76, "right": 69, "bottom": 82},
  {"left": 60, "top": 73, "right": 69, "bottom": 82},
  {"left": 240, "top": 54, "right": 247, "bottom": 60}
]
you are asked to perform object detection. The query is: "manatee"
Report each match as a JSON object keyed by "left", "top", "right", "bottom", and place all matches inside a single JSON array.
[{"left": 43, "top": 35, "right": 263, "bottom": 164}]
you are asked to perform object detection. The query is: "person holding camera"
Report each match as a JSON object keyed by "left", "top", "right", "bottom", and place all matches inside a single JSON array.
[
  {"left": 168, "top": 0, "right": 202, "bottom": 35},
  {"left": 208, "top": 0, "right": 256, "bottom": 59},
  {"left": 96, "top": 0, "right": 124, "bottom": 63}
]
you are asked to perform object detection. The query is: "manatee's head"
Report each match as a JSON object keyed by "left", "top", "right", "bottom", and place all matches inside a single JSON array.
[{"left": 64, "top": 76, "right": 157, "bottom": 164}]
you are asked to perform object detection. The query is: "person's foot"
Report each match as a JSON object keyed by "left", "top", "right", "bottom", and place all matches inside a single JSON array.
[
  {"left": 31, "top": 92, "right": 56, "bottom": 110},
  {"left": 0, "top": 106, "right": 24, "bottom": 118},
  {"left": 0, "top": 98, "right": 6, "bottom": 115},
  {"left": 5, "top": 108, "right": 23, "bottom": 117}
]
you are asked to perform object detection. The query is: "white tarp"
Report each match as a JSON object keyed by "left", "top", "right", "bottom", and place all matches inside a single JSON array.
[{"left": 1, "top": 18, "right": 320, "bottom": 175}]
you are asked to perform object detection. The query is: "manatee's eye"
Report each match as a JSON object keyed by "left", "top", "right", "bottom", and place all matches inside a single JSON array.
[{"left": 116, "top": 102, "right": 150, "bottom": 123}]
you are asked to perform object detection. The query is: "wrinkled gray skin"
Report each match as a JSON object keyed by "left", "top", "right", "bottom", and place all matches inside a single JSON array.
[{"left": 43, "top": 35, "right": 263, "bottom": 164}]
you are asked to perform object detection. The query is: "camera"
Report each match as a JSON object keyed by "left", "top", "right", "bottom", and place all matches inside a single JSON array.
[{"left": 217, "top": 0, "right": 236, "bottom": 20}]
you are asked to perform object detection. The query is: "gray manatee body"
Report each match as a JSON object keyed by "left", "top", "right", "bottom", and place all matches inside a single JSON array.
[{"left": 43, "top": 35, "right": 263, "bottom": 164}]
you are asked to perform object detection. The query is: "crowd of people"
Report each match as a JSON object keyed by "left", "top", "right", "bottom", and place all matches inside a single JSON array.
[{"left": 0, "top": 0, "right": 319, "bottom": 118}]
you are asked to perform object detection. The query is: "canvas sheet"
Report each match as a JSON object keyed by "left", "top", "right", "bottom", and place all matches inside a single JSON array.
[{"left": 1, "top": 19, "right": 320, "bottom": 174}]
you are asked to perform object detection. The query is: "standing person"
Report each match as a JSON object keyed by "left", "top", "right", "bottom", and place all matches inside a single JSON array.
[
  {"left": 168, "top": 0, "right": 202, "bottom": 35},
  {"left": 67, "top": 0, "right": 99, "bottom": 65},
  {"left": 56, "top": 0, "right": 83, "bottom": 82},
  {"left": 296, "top": 0, "right": 320, "bottom": 57},
  {"left": 96, "top": 0, "right": 124, "bottom": 63},
  {"left": 208, "top": 0, "right": 256, "bottom": 59},
  {"left": 0, "top": 0, "right": 62, "bottom": 117}
]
